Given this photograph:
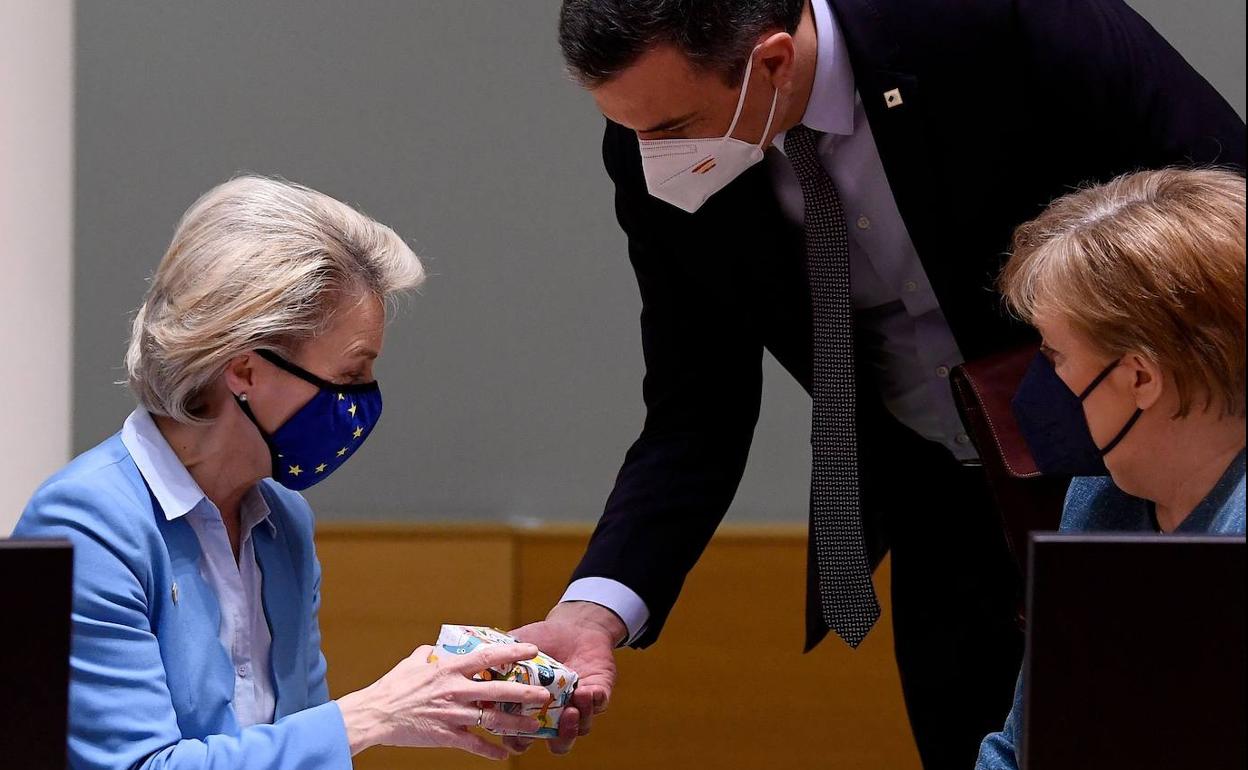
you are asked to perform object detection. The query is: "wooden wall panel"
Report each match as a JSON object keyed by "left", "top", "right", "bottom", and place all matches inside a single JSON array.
[
  {"left": 317, "top": 526, "right": 516, "bottom": 770},
  {"left": 315, "top": 525, "right": 921, "bottom": 770},
  {"left": 513, "top": 529, "right": 921, "bottom": 770}
]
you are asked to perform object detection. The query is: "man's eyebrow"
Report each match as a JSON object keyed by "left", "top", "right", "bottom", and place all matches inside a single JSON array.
[{"left": 637, "top": 111, "right": 699, "bottom": 134}]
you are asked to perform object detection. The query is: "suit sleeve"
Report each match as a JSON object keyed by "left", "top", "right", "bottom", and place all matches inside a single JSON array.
[
  {"left": 14, "top": 481, "right": 352, "bottom": 770},
  {"left": 569, "top": 122, "right": 765, "bottom": 648},
  {"left": 1014, "top": 0, "right": 1244, "bottom": 171}
]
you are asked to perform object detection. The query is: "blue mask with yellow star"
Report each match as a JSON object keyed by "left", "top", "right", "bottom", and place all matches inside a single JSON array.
[{"left": 235, "top": 349, "right": 382, "bottom": 491}]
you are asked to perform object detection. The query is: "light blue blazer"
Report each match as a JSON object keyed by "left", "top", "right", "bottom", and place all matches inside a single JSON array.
[{"left": 14, "top": 433, "right": 352, "bottom": 769}]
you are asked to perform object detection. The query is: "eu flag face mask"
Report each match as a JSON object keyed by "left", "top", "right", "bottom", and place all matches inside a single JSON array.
[
  {"left": 235, "top": 349, "right": 382, "bottom": 491},
  {"left": 1011, "top": 352, "right": 1143, "bottom": 477},
  {"left": 637, "top": 47, "right": 779, "bottom": 213}
]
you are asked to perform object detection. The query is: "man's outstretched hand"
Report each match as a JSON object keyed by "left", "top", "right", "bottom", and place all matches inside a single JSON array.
[{"left": 506, "top": 602, "right": 625, "bottom": 756}]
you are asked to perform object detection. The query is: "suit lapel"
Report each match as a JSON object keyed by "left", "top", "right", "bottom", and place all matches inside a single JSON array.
[
  {"left": 828, "top": 0, "right": 987, "bottom": 350},
  {"left": 854, "top": 71, "right": 955, "bottom": 293}
]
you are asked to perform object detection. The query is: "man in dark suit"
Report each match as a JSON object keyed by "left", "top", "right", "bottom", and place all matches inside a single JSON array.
[{"left": 509, "top": 1, "right": 1245, "bottom": 766}]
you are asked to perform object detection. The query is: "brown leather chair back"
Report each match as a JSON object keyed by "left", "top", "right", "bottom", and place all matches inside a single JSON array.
[{"left": 951, "top": 344, "right": 1070, "bottom": 578}]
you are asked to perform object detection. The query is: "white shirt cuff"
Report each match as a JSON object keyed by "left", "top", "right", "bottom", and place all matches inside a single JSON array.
[{"left": 560, "top": 577, "right": 650, "bottom": 646}]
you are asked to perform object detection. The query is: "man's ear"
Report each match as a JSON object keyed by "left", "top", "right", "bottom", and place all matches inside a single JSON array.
[
  {"left": 222, "top": 353, "right": 257, "bottom": 397},
  {"left": 1124, "top": 352, "right": 1165, "bottom": 411},
  {"left": 757, "top": 32, "right": 797, "bottom": 95}
]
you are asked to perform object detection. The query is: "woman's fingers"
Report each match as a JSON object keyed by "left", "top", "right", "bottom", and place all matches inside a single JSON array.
[
  {"left": 444, "top": 728, "right": 509, "bottom": 761},
  {"left": 446, "top": 643, "right": 540, "bottom": 676},
  {"left": 448, "top": 704, "right": 541, "bottom": 735},
  {"left": 470, "top": 679, "right": 553, "bottom": 707},
  {"left": 478, "top": 707, "right": 543, "bottom": 736}
]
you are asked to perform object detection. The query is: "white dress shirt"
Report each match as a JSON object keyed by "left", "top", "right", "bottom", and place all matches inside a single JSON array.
[
  {"left": 121, "top": 407, "right": 278, "bottom": 727},
  {"left": 769, "top": 0, "right": 975, "bottom": 462},
  {"left": 563, "top": 0, "right": 976, "bottom": 643}
]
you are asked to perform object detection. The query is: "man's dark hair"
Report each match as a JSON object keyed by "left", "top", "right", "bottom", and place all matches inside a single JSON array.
[{"left": 559, "top": 0, "right": 806, "bottom": 86}]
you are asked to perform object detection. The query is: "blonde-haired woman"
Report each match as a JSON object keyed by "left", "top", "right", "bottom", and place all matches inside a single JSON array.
[
  {"left": 14, "top": 176, "right": 550, "bottom": 769},
  {"left": 977, "top": 167, "right": 1246, "bottom": 769}
]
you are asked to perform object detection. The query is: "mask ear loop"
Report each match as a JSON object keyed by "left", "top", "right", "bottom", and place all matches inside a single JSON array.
[
  {"left": 1077, "top": 359, "right": 1121, "bottom": 401},
  {"left": 256, "top": 348, "right": 378, "bottom": 394},
  {"left": 234, "top": 392, "right": 280, "bottom": 478},
  {"left": 723, "top": 48, "right": 760, "bottom": 141},
  {"left": 723, "top": 47, "right": 780, "bottom": 149},
  {"left": 1077, "top": 357, "right": 1145, "bottom": 457},
  {"left": 1098, "top": 408, "right": 1144, "bottom": 457}
]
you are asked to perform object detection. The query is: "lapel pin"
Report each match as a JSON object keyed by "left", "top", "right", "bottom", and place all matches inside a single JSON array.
[
  {"left": 171, "top": 581, "right": 180, "bottom": 605},
  {"left": 884, "top": 88, "right": 903, "bottom": 108}
]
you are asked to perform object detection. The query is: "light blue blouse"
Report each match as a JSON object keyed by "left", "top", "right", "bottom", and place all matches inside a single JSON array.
[{"left": 121, "top": 408, "right": 278, "bottom": 728}]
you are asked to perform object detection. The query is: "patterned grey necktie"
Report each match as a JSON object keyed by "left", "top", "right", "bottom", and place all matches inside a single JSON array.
[{"left": 784, "top": 123, "right": 880, "bottom": 647}]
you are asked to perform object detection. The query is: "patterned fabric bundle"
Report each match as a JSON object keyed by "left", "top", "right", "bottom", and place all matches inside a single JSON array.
[{"left": 432, "top": 624, "right": 578, "bottom": 739}]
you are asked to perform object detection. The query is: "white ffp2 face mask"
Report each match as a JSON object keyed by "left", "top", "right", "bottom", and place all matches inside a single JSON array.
[{"left": 637, "top": 50, "right": 779, "bottom": 214}]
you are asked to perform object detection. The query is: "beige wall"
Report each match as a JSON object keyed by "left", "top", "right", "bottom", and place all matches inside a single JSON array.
[{"left": 0, "top": 0, "right": 73, "bottom": 535}]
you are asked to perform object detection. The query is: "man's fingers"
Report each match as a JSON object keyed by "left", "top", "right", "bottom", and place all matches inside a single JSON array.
[
  {"left": 471, "top": 680, "right": 552, "bottom": 707},
  {"left": 593, "top": 685, "right": 611, "bottom": 715},
  {"left": 503, "top": 735, "right": 535, "bottom": 755},
  {"left": 552, "top": 704, "right": 584, "bottom": 751},
  {"left": 571, "top": 684, "right": 608, "bottom": 722},
  {"left": 570, "top": 685, "right": 594, "bottom": 711},
  {"left": 507, "top": 622, "right": 541, "bottom": 643},
  {"left": 549, "top": 733, "right": 578, "bottom": 756},
  {"left": 446, "top": 728, "right": 509, "bottom": 761},
  {"left": 447, "top": 643, "right": 540, "bottom": 676},
  {"left": 574, "top": 697, "right": 595, "bottom": 736}
]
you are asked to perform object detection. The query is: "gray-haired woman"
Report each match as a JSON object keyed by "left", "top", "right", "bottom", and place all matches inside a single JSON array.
[{"left": 14, "top": 176, "right": 549, "bottom": 769}]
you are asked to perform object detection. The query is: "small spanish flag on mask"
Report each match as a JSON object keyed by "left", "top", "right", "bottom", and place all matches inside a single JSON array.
[{"left": 691, "top": 156, "right": 717, "bottom": 174}]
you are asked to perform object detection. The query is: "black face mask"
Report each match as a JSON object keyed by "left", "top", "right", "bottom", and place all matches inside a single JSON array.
[{"left": 1011, "top": 352, "right": 1144, "bottom": 477}]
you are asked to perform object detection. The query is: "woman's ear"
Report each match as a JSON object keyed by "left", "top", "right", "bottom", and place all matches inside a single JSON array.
[
  {"left": 1124, "top": 352, "right": 1165, "bottom": 411},
  {"left": 222, "top": 354, "right": 256, "bottom": 397}
]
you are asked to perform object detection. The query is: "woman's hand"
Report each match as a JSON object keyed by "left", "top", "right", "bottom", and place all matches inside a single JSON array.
[{"left": 336, "top": 643, "right": 554, "bottom": 760}]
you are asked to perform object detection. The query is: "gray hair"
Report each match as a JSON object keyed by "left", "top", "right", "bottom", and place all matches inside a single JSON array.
[{"left": 125, "top": 174, "right": 425, "bottom": 423}]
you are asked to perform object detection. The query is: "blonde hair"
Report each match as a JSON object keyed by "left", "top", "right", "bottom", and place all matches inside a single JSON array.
[
  {"left": 125, "top": 175, "right": 425, "bottom": 423},
  {"left": 1001, "top": 167, "right": 1246, "bottom": 418}
]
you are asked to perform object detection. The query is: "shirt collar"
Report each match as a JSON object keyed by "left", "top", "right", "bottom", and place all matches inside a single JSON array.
[
  {"left": 121, "top": 407, "right": 275, "bottom": 535},
  {"left": 774, "top": 0, "right": 856, "bottom": 147}
]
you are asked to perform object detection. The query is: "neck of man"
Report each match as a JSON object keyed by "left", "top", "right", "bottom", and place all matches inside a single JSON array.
[
  {"left": 1141, "top": 412, "right": 1246, "bottom": 532},
  {"left": 774, "top": 1, "right": 821, "bottom": 137}
]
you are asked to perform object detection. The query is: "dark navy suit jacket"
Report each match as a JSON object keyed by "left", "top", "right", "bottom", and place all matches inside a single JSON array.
[{"left": 570, "top": 0, "right": 1246, "bottom": 651}]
